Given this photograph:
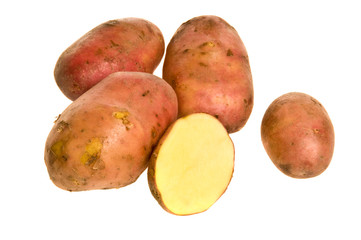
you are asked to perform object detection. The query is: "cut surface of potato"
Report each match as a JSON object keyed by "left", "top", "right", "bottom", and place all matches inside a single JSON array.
[{"left": 148, "top": 113, "right": 234, "bottom": 215}]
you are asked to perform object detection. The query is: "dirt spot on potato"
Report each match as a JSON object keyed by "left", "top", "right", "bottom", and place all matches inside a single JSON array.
[
  {"left": 54, "top": 114, "right": 61, "bottom": 123},
  {"left": 67, "top": 175, "right": 88, "bottom": 187},
  {"left": 145, "top": 22, "right": 155, "bottom": 35},
  {"left": 104, "top": 20, "right": 119, "bottom": 27},
  {"left": 278, "top": 164, "right": 292, "bottom": 175},
  {"left": 80, "top": 138, "right": 104, "bottom": 170},
  {"left": 71, "top": 82, "right": 82, "bottom": 93},
  {"left": 142, "top": 90, "right": 150, "bottom": 96},
  {"left": 183, "top": 49, "right": 189, "bottom": 54},
  {"left": 151, "top": 126, "right": 157, "bottom": 139},
  {"left": 313, "top": 128, "right": 320, "bottom": 134},
  {"left": 95, "top": 48, "right": 103, "bottom": 55},
  {"left": 138, "top": 30, "right": 146, "bottom": 40},
  {"left": 203, "top": 18, "right": 217, "bottom": 30},
  {"left": 113, "top": 110, "right": 133, "bottom": 130},
  {"left": 49, "top": 140, "right": 69, "bottom": 166},
  {"left": 110, "top": 40, "right": 120, "bottom": 47},
  {"left": 56, "top": 120, "right": 69, "bottom": 133},
  {"left": 199, "top": 41, "right": 215, "bottom": 48},
  {"left": 227, "top": 49, "right": 234, "bottom": 56}
]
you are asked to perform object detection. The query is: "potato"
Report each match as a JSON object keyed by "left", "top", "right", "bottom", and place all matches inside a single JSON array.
[
  {"left": 54, "top": 18, "right": 165, "bottom": 100},
  {"left": 162, "top": 15, "right": 253, "bottom": 133},
  {"left": 261, "top": 92, "right": 335, "bottom": 178},
  {"left": 148, "top": 113, "right": 234, "bottom": 215},
  {"left": 44, "top": 72, "right": 178, "bottom": 191}
]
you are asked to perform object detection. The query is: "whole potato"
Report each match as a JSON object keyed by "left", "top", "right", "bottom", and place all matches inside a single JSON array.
[
  {"left": 54, "top": 18, "right": 165, "bottom": 100},
  {"left": 163, "top": 15, "right": 253, "bottom": 133},
  {"left": 261, "top": 92, "right": 335, "bottom": 178},
  {"left": 44, "top": 72, "right": 178, "bottom": 191}
]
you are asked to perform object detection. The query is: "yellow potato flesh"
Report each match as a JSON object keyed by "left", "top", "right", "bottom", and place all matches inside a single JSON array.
[{"left": 155, "top": 114, "right": 234, "bottom": 215}]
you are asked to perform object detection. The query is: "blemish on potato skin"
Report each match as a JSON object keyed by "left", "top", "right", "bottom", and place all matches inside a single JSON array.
[
  {"left": 142, "top": 90, "right": 150, "bottom": 96},
  {"left": 54, "top": 114, "right": 61, "bottom": 123},
  {"left": 110, "top": 40, "right": 119, "bottom": 47},
  {"left": 56, "top": 120, "right": 69, "bottom": 133},
  {"left": 50, "top": 140, "right": 67, "bottom": 164},
  {"left": 151, "top": 127, "right": 157, "bottom": 138},
  {"left": 227, "top": 49, "right": 234, "bottom": 56},
  {"left": 145, "top": 22, "right": 155, "bottom": 35},
  {"left": 71, "top": 82, "right": 82, "bottom": 93},
  {"left": 138, "top": 30, "right": 145, "bottom": 40},
  {"left": 113, "top": 110, "right": 133, "bottom": 130},
  {"left": 104, "top": 20, "right": 119, "bottom": 27},
  {"left": 199, "top": 62, "right": 208, "bottom": 67},
  {"left": 278, "top": 164, "right": 292, "bottom": 175},
  {"left": 199, "top": 41, "right": 215, "bottom": 48},
  {"left": 67, "top": 175, "right": 88, "bottom": 187},
  {"left": 95, "top": 48, "right": 103, "bottom": 55},
  {"left": 80, "top": 137, "right": 103, "bottom": 166}
]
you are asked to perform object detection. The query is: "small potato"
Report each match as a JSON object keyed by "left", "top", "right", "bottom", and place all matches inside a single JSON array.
[
  {"left": 163, "top": 15, "right": 253, "bottom": 133},
  {"left": 54, "top": 18, "right": 165, "bottom": 100},
  {"left": 44, "top": 72, "right": 178, "bottom": 191},
  {"left": 261, "top": 92, "right": 335, "bottom": 178}
]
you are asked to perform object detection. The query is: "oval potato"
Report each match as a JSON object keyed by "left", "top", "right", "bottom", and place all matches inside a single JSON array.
[
  {"left": 45, "top": 72, "right": 178, "bottom": 191},
  {"left": 163, "top": 15, "right": 253, "bottom": 133},
  {"left": 261, "top": 92, "right": 335, "bottom": 178},
  {"left": 54, "top": 18, "right": 165, "bottom": 100}
]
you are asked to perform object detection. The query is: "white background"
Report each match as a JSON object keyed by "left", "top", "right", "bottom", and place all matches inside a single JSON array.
[{"left": 1, "top": 0, "right": 360, "bottom": 239}]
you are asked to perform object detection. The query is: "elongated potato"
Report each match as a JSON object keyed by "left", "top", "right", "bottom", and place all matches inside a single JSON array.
[
  {"left": 148, "top": 113, "right": 234, "bottom": 215},
  {"left": 55, "top": 18, "right": 165, "bottom": 100},
  {"left": 163, "top": 15, "right": 253, "bottom": 133},
  {"left": 261, "top": 92, "right": 335, "bottom": 178},
  {"left": 44, "top": 72, "right": 177, "bottom": 191}
]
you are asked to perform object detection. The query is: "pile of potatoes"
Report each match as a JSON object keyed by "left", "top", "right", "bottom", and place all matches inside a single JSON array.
[{"left": 45, "top": 15, "right": 334, "bottom": 215}]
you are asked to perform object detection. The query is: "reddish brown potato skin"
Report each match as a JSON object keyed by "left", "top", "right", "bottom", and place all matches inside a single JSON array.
[
  {"left": 54, "top": 18, "right": 165, "bottom": 100},
  {"left": 261, "top": 92, "right": 335, "bottom": 178},
  {"left": 162, "top": 15, "right": 253, "bottom": 133},
  {"left": 44, "top": 72, "right": 177, "bottom": 191}
]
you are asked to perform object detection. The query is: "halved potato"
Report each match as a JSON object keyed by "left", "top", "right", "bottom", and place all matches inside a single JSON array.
[{"left": 148, "top": 113, "right": 234, "bottom": 215}]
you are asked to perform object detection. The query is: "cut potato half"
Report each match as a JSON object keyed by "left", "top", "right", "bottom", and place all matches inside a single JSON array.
[{"left": 148, "top": 113, "right": 234, "bottom": 215}]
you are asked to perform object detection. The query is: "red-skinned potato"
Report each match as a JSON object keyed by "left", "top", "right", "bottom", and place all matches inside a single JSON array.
[
  {"left": 44, "top": 72, "right": 178, "bottom": 191},
  {"left": 54, "top": 18, "right": 165, "bottom": 100},
  {"left": 163, "top": 15, "right": 253, "bottom": 133},
  {"left": 261, "top": 92, "right": 335, "bottom": 178}
]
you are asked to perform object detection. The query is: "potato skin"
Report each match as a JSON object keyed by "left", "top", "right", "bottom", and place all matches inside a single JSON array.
[
  {"left": 261, "top": 92, "right": 335, "bottom": 178},
  {"left": 54, "top": 18, "right": 165, "bottom": 100},
  {"left": 44, "top": 72, "right": 177, "bottom": 191},
  {"left": 163, "top": 15, "right": 253, "bottom": 133}
]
